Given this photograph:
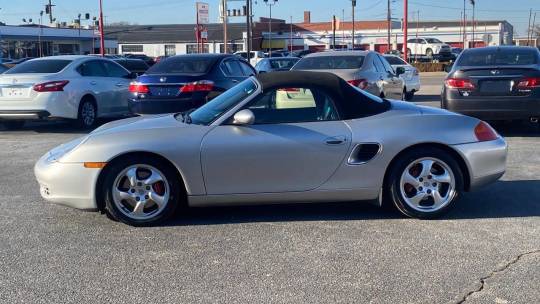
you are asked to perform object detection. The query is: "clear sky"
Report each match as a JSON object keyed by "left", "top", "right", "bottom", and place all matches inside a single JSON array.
[{"left": 1, "top": 0, "right": 538, "bottom": 35}]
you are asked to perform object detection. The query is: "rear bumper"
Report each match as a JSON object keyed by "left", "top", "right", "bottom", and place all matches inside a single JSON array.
[
  {"left": 0, "top": 110, "right": 51, "bottom": 120},
  {"left": 452, "top": 137, "right": 507, "bottom": 191},
  {"left": 442, "top": 90, "right": 540, "bottom": 120},
  {"left": 128, "top": 98, "right": 204, "bottom": 115}
]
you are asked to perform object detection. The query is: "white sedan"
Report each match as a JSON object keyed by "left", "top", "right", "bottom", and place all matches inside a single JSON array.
[
  {"left": 384, "top": 55, "right": 421, "bottom": 101},
  {"left": 0, "top": 55, "right": 135, "bottom": 129}
]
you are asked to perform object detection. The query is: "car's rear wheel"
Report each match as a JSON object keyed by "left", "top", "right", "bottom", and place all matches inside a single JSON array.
[
  {"left": 75, "top": 97, "right": 97, "bottom": 129},
  {"left": 404, "top": 90, "right": 415, "bottom": 101},
  {"left": 103, "top": 157, "right": 181, "bottom": 226},
  {"left": 386, "top": 147, "right": 463, "bottom": 219},
  {"left": 426, "top": 48, "right": 434, "bottom": 58},
  {"left": 1, "top": 120, "right": 25, "bottom": 130}
]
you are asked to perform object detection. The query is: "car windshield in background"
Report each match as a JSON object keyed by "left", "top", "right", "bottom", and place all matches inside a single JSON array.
[
  {"left": 457, "top": 49, "right": 539, "bottom": 66},
  {"left": 384, "top": 56, "right": 407, "bottom": 65},
  {"left": 293, "top": 56, "right": 365, "bottom": 70},
  {"left": 187, "top": 79, "right": 258, "bottom": 125},
  {"left": 425, "top": 38, "right": 443, "bottom": 44},
  {"left": 5, "top": 60, "right": 71, "bottom": 74},
  {"left": 146, "top": 57, "right": 214, "bottom": 74},
  {"left": 270, "top": 59, "right": 299, "bottom": 69}
]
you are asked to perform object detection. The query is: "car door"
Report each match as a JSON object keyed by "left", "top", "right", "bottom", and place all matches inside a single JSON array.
[
  {"left": 221, "top": 59, "right": 246, "bottom": 87},
  {"left": 200, "top": 86, "right": 352, "bottom": 195},
  {"left": 102, "top": 60, "right": 132, "bottom": 114},
  {"left": 376, "top": 54, "right": 402, "bottom": 99},
  {"left": 76, "top": 60, "right": 114, "bottom": 115}
]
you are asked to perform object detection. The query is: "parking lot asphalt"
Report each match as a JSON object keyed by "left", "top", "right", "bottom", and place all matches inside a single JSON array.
[{"left": 1, "top": 73, "right": 539, "bottom": 304}]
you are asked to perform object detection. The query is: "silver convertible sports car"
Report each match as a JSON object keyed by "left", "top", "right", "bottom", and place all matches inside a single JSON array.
[{"left": 35, "top": 71, "right": 507, "bottom": 226}]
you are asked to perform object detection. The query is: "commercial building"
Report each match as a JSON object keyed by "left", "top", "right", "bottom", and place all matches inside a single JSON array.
[{"left": 0, "top": 24, "right": 117, "bottom": 59}]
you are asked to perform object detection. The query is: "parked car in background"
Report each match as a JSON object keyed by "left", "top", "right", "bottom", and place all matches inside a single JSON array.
[
  {"left": 0, "top": 55, "right": 135, "bottom": 129},
  {"left": 450, "top": 47, "right": 463, "bottom": 61},
  {"left": 255, "top": 57, "right": 300, "bottom": 73},
  {"left": 290, "top": 49, "right": 316, "bottom": 58},
  {"left": 234, "top": 51, "right": 266, "bottom": 66},
  {"left": 407, "top": 38, "right": 452, "bottom": 60},
  {"left": 124, "top": 54, "right": 156, "bottom": 66},
  {"left": 0, "top": 64, "right": 10, "bottom": 74},
  {"left": 442, "top": 46, "right": 540, "bottom": 126},
  {"left": 292, "top": 51, "right": 405, "bottom": 100},
  {"left": 113, "top": 58, "right": 150, "bottom": 76},
  {"left": 128, "top": 54, "right": 256, "bottom": 115},
  {"left": 155, "top": 56, "right": 169, "bottom": 64},
  {"left": 384, "top": 54, "right": 421, "bottom": 100}
]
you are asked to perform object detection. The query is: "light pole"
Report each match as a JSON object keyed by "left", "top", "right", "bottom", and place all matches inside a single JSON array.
[
  {"left": 470, "top": 0, "right": 475, "bottom": 48},
  {"left": 263, "top": 0, "right": 278, "bottom": 57},
  {"left": 99, "top": 0, "right": 105, "bottom": 56},
  {"left": 39, "top": 11, "right": 43, "bottom": 57},
  {"left": 351, "top": 0, "right": 356, "bottom": 49}
]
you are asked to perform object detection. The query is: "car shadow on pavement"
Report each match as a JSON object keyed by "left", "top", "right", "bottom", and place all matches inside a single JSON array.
[
  {"left": 0, "top": 119, "right": 117, "bottom": 134},
  {"left": 411, "top": 94, "right": 441, "bottom": 103},
  {"left": 164, "top": 180, "right": 540, "bottom": 226}
]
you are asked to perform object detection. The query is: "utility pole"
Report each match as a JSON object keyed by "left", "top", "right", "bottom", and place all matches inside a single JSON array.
[
  {"left": 47, "top": 0, "right": 54, "bottom": 24},
  {"left": 403, "top": 0, "right": 408, "bottom": 61},
  {"left": 332, "top": 15, "right": 337, "bottom": 49},
  {"left": 246, "top": 0, "right": 251, "bottom": 57},
  {"left": 533, "top": 12, "right": 537, "bottom": 47},
  {"left": 527, "top": 8, "right": 532, "bottom": 46},
  {"left": 99, "top": 0, "right": 105, "bottom": 56},
  {"left": 470, "top": 0, "right": 475, "bottom": 48},
  {"left": 351, "top": 0, "right": 356, "bottom": 49},
  {"left": 263, "top": 0, "right": 278, "bottom": 57},
  {"left": 342, "top": 9, "right": 345, "bottom": 48},
  {"left": 387, "top": 0, "right": 391, "bottom": 52},
  {"left": 290, "top": 16, "right": 293, "bottom": 52},
  {"left": 463, "top": 0, "right": 466, "bottom": 48},
  {"left": 223, "top": 0, "right": 228, "bottom": 53}
]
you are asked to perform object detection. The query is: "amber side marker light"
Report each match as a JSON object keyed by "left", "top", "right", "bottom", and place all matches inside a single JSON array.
[
  {"left": 474, "top": 121, "right": 499, "bottom": 142},
  {"left": 84, "top": 162, "right": 107, "bottom": 169}
]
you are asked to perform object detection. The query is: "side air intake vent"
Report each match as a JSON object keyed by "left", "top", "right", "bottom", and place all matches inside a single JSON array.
[{"left": 348, "top": 143, "right": 381, "bottom": 165}]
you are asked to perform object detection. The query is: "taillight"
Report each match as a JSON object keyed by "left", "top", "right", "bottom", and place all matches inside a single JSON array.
[
  {"left": 445, "top": 78, "right": 475, "bottom": 90},
  {"left": 516, "top": 77, "right": 540, "bottom": 89},
  {"left": 128, "top": 83, "right": 149, "bottom": 94},
  {"left": 33, "top": 80, "right": 69, "bottom": 92},
  {"left": 474, "top": 121, "right": 499, "bottom": 142},
  {"left": 179, "top": 80, "right": 214, "bottom": 93},
  {"left": 348, "top": 79, "right": 368, "bottom": 90}
]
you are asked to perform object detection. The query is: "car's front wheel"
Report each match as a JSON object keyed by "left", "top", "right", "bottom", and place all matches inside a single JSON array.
[
  {"left": 103, "top": 157, "right": 182, "bottom": 226},
  {"left": 386, "top": 147, "right": 463, "bottom": 219}
]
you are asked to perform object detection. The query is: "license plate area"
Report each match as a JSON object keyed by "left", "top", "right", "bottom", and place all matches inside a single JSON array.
[
  {"left": 1, "top": 87, "right": 29, "bottom": 98},
  {"left": 149, "top": 86, "right": 180, "bottom": 97},
  {"left": 479, "top": 81, "right": 512, "bottom": 95}
]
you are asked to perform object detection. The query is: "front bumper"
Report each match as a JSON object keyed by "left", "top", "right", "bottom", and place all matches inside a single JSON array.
[
  {"left": 452, "top": 137, "right": 507, "bottom": 191},
  {"left": 34, "top": 153, "right": 101, "bottom": 210}
]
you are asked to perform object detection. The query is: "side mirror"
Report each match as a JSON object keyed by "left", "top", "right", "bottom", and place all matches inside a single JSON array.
[
  {"left": 395, "top": 66, "right": 406, "bottom": 76},
  {"left": 232, "top": 109, "right": 255, "bottom": 125}
]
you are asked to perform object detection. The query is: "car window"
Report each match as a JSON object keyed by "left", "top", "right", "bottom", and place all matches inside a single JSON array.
[
  {"left": 254, "top": 60, "right": 264, "bottom": 70},
  {"left": 243, "top": 87, "right": 340, "bottom": 124},
  {"left": 188, "top": 79, "right": 258, "bottom": 125},
  {"left": 238, "top": 61, "right": 256, "bottom": 76},
  {"left": 426, "top": 38, "right": 443, "bottom": 44},
  {"left": 377, "top": 55, "right": 396, "bottom": 74},
  {"left": 269, "top": 59, "right": 299, "bottom": 70},
  {"left": 223, "top": 60, "right": 244, "bottom": 77},
  {"left": 102, "top": 61, "right": 129, "bottom": 78},
  {"left": 420, "top": 39, "right": 427, "bottom": 44},
  {"left": 384, "top": 56, "right": 407, "bottom": 65},
  {"left": 372, "top": 55, "right": 385, "bottom": 72},
  {"left": 5, "top": 59, "right": 71, "bottom": 74},
  {"left": 457, "top": 48, "right": 539, "bottom": 66},
  {"left": 77, "top": 60, "right": 107, "bottom": 77},
  {"left": 146, "top": 57, "right": 214, "bottom": 74},
  {"left": 407, "top": 39, "right": 416, "bottom": 43},
  {"left": 293, "top": 56, "right": 365, "bottom": 70}
]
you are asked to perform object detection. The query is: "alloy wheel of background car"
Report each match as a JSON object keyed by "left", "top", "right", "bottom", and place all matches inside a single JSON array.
[
  {"left": 75, "top": 99, "right": 97, "bottom": 129},
  {"left": 103, "top": 157, "right": 181, "bottom": 226},
  {"left": 386, "top": 147, "right": 463, "bottom": 219}
]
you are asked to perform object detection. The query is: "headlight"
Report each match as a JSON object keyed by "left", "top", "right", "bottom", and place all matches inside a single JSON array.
[{"left": 46, "top": 136, "right": 88, "bottom": 163}]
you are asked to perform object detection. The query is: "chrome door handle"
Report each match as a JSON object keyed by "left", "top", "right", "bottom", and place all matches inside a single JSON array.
[
  {"left": 90, "top": 81, "right": 97, "bottom": 85},
  {"left": 115, "top": 83, "right": 124, "bottom": 87},
  {"left": 325, "top": 136, "right": 347, "bottom": 145}
]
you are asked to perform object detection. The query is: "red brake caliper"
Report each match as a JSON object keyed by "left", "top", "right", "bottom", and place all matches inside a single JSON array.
[{"left": 152, "top": 182, "right": 165, "bottom": 196}]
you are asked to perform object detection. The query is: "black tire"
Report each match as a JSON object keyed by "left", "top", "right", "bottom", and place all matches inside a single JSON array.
[
  {"left": 405, "top": 90, "right": 415, "bottom": 101},
  {"left": 75, "top": 97, "right": 97, "bottom": 129},
  {"left": 426, "top": 48, "right": 433, "bottom": 58},
  {"left": 385, "top": 147, "right": 464, "bottom": 219},
  {"left": 102, "top": 156, "right": 183, "bottom": 226},
  {"left": 2, "top": 120, "right": 25, "bottom": 130}
]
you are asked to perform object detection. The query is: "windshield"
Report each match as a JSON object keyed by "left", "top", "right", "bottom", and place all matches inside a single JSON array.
[
  {"left": 188, "top": 79, "right": 258, "bottom": 125},
  {"left": 270, "top": 58, "right": 299, "bottom": 69},
  {"left": 384, "top": 56, "right": 407, "bottom": 65},
  {"left": 457, "top": 48, "right": 539, "bottom": 66},
  {"left": 146, "top": 57, "right": 214, "bottom": 74},
  {"left": 425, "top": 38, "right": 443, "bottom": 44},
  {"left": 293, "top": 56, "right": 365, "bottom": 70},
  {"left": 5, "top": 59, "right": 71, "bottom": 74}
]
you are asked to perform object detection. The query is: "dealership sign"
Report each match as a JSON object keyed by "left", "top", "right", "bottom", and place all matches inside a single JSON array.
[{"left": 196, "top": 2, "right": 210, "bottom": 25}]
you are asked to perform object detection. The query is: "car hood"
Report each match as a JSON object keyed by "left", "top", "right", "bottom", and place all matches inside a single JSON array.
[{"left": 90, "top": 114, "right": 186, "bottom": 136}]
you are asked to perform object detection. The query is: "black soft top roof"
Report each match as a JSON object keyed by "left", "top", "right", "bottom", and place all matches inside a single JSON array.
[{"left": 255, "top": 71, "right": 390, "bottom": 119}]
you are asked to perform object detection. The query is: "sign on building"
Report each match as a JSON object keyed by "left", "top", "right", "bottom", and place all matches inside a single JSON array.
[{"left": 196, "top": 2, "right": 210, "bottom": 25}]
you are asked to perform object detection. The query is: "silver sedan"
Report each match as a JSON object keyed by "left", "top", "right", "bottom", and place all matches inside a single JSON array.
[{"left": 35, "top": 71, "right": 507, "bottom": 226}]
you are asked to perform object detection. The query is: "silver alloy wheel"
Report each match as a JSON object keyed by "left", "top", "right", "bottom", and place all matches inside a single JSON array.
[
  {"left": 81, "top": 101, "right": 96, "bottom": 126},
  {"left": 112, "top": 164, "right": 170, "bottom": 220},
  {"left": 399, "top": 157, "right": 456, "bottom": 212}
]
